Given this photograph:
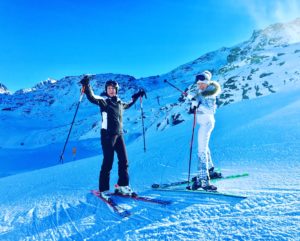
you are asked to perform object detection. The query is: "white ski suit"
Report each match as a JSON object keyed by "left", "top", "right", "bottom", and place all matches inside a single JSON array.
[{"left": 190, "top": 81, "right": 221, "bottom": 180}]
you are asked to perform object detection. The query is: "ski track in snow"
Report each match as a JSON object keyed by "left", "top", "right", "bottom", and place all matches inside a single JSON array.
[{"left": 0, "top": 182, "right": 299, "bottom": 240}]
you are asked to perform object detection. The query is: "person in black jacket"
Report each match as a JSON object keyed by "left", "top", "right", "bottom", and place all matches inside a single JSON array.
[{"left": 80, "top": 75, "right": 145, "bottom": 199}]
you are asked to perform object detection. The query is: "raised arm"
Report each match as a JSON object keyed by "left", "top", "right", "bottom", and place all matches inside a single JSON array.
[
  {"left": 123, "top": 88, "right": 146, "bottom": 110},
  {"left": 80, "top": 76, "right": 107, "bottom": 108}
]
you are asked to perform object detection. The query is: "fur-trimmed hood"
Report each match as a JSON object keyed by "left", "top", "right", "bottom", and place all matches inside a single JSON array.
[{"left": 201, "top": 81, "right": 221, "bottom": 97}]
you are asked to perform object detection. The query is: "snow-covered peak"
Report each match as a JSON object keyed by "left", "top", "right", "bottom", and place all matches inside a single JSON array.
[
  {"left": 33, "top": 78, "right": 57, "bottom": 89},
  {"left": 0, "top": 83, "right": 10, "bottom": 94},
  {"left": 14, "top": 78, "right": 59, "bottom": 94},
  {"left": 248, "top": 18, "right": 300, "bottom": 50}
]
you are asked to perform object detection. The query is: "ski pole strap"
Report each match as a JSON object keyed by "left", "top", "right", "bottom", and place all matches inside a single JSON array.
[
  {"left": 140, "top": 95, "right": 143, "bottom": 104},
  {"left": 79, "top": 86, "right": 86, "bottom": 102},
  {"left": 81, "top": 85, "right": 86, "bottom": 94}
]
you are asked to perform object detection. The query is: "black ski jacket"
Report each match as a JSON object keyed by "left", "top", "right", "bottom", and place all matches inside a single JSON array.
[{"left": 84, "top": 85, "right": 138, "bottom": 136}]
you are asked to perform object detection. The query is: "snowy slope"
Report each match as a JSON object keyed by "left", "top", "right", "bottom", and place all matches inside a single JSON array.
[{"left": 0, "top": 86, "right": 299, "bottom": 240}]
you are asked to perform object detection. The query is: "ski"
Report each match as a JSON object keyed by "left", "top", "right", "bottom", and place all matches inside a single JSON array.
[
  {"left": 151, "top": 172, "right": 249, "bottom": 189},
  {"left": 111, "top": 192, "right": 172, "bottom": 205},
  {"left": 152, "top": 180, "right": 189, "bottom": 189},
  {"left": 211, "top": 172, "right": 249, "bottom": 183},
  {"left": 91, "top": 190, "right": 131, "bottom": 218},
  {"left": 152, "top": 187, "right": 247, "bottom": 199}
]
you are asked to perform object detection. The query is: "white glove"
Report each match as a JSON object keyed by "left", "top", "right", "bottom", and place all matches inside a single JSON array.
[
  {"left": 191, "top": 101, "right": 198, "bottom": 109},
  {"left": 186, "top": 94, "right": 193, "bottom": 100}
]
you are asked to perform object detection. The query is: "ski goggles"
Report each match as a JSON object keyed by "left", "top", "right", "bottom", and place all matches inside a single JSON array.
[
  {"left": 195, "top": 74, "right": 206, "bottom": 81},
  {"left": 106, "top": 80, "right": 118, "bottom": 87}
]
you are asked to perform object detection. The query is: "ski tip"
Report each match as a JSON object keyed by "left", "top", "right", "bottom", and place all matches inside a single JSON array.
[
  {"left": 91, "top": 189, "right": 99, "bottom": 195},
  {"left": 160, "top": 200, "right": 173, "bottom": 205},
  {"left": 120, "top": 210, "right": 131, "bottom": 218},
  {"left": 151, "top": 184, "right": 160, "bottom": 188}
]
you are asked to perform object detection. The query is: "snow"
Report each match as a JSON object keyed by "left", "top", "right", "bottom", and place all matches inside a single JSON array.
[{"left": 1, "top": 85, "right": 300, "bottom": 240}]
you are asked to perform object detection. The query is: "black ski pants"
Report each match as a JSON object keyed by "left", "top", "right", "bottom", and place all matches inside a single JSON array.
[{"left": 99, "top": 129, "right": 129, "bottom": 192}]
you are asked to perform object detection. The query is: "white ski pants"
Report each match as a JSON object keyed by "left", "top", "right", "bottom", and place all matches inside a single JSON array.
[{"left": 197, "top": 113, "right": 215, "bottom": 179}]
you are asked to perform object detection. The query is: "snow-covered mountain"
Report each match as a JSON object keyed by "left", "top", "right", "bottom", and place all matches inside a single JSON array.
[
  {"left": 164, "top": 17, "right": 300, "bottom": 105},
  {"left": 1, "top": 18, "right": 300, "bottom": 174}
]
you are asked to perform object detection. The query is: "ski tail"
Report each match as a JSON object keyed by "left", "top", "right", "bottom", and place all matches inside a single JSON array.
[
  {"left": 152, "top": 187, "right": 247, "bottom": 199},
  {"left": 91, "top": 190, "right": 130, "bottom": 218},
  {"left": 152, "top": 180, "right": 188, "bottom": 189},
  {"left": 211, "top": 172, "right": 249, "bottom": 183},
  {"left": 152, "top": 172, "right": 249, "bottom": 189}
]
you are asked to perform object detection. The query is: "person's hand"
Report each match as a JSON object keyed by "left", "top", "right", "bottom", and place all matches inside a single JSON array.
[
  {"left": 188, "top": 101, "right": 197, "bottom": 114},
  {"left": 138, "top": 88, "right": 146, "bottom": 98},
  {"left": 80, "top": 75, "right": 90, "bottom": 86},
  {"left": 191, "top": 101, "right": 198, "bottom": 109},
  {"left": 132, "top": 88, "right": 147, "bottom": 99},
  {"left": 186, "top": 94, "right": 193, "bottom": 100}
]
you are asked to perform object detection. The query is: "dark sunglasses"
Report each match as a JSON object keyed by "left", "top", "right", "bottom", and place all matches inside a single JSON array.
[{"left": 195, "top": 74, "right": 206, "bottom": 81}]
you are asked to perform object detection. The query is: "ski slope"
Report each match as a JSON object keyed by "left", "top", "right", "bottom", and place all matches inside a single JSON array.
[{"left": 0, "top": 86, "right": 300, "bottom": 240}]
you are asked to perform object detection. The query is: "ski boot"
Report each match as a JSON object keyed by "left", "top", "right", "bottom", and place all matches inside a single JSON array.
[
  {"left": 114, "top": 185, "right": 137, "bottom": 197},
  {"left": 191, "top": 175, "right": 199, "bottom": 182},
  {"left": 192, "top": 177, "right": 217, "bottom": 191},
  {"left": 209, "top": 167, "right": 223, "bottom": 179}
]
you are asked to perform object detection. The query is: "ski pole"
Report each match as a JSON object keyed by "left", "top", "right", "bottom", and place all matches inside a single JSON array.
[
  {"left": 186, "top": 108, "right": 197, "bottom": 189},
  {"left": 164, "top": 79, "right": 187, "bottom": 96},
  {"left": 140, "top": 94, "right": 146, "bottom": 152},
  {"left": 59, "top": 86, "right": 85, "bottom": 164}
]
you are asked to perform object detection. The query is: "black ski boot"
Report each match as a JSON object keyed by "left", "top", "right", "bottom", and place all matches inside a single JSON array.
[
  {"left": 209, "top": 167, "right": 223, "bottom": 179},
  {"left": 192, "top": 177, "right": 217, "bottom": 191},
  {"left": 191, "top": 175, "right": 199, "bottom": 182}
]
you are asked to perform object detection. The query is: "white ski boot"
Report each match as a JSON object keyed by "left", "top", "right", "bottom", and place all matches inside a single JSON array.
[{"left": 114, "top": 185, "right": 137, "bottom": 197}]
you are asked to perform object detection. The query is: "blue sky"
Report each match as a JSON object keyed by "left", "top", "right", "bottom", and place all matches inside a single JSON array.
[{"left": 0, "top": 0, "right": 300, "bottom": 92}]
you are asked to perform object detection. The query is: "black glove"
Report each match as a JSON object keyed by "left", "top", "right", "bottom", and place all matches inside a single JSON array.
[
  {"left": 188, "top": 106, "right": 197, "bottom": 114},
  {"left": 80, "top": 75, "right": 90, "bottom": 86},
  {"left": 132, "top": 88, "right": 146, "bottom": 99}
]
